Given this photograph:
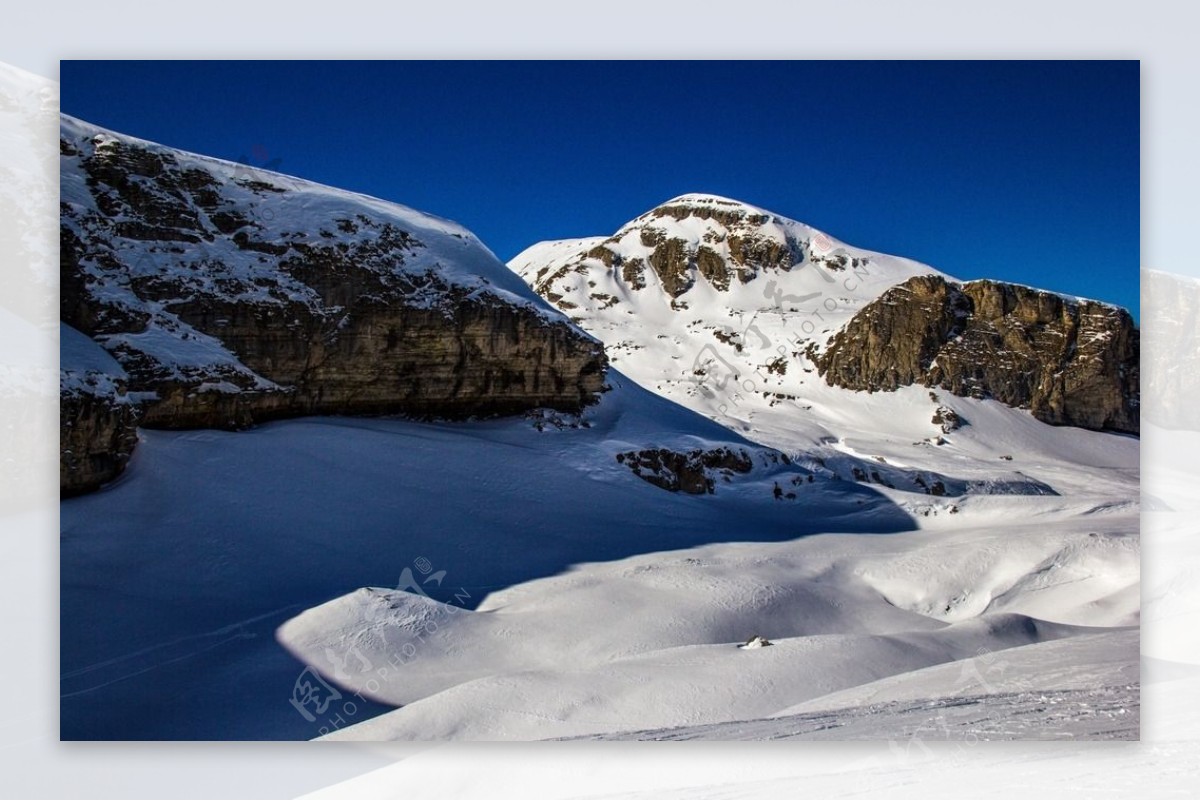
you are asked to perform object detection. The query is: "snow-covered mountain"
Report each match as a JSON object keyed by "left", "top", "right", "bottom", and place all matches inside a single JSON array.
[
  {"left": 510, "top": 193, "right": 1139, "bottom": 497},
  {"left": 59, "top": 115, "right": 605, "bottom": 493},
  {"left": 60, "top": 142, "right": 1139, "bottom": 742},
  {"left": 510, "top": 192, "right": 936, "bottom": 354}
]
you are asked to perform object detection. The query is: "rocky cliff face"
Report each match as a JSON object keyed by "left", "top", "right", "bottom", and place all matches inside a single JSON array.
[
  {"left": 60, "top": 116, "right": 606, "bottom": 490},
  {"left": 60, "top": 324, "right": 139, "bottom": 495},
  {"left": 60, "top": 389, "right": 139, "bottom": 496},
  {"left": 814, "top": 275, "right": 1139, "bottom": 434}
]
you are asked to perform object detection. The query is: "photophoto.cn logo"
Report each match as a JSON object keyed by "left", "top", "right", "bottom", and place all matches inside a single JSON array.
[{"left": 288, "top": 665, "right": 342, "bottom": 723}]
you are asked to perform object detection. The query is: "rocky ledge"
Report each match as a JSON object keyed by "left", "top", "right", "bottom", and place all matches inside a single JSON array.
[{"left": 814, "top": 275, "right": 1139, "bottom": 434}]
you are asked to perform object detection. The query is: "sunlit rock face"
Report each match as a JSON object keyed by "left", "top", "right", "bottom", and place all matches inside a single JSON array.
[{"left": 815, "top": 275, "right": 1139, "bottom": 434}]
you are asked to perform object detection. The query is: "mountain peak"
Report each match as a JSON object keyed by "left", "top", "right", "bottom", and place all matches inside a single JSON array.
[
  {"left": 654, "top": 193, "right": 763, "bottom": 211},
  {"left": 511, "top": 193, "right": 941, "bottom": 310},
  {"left": 631, "top": 193, "right": 779, "bottom": 229}
]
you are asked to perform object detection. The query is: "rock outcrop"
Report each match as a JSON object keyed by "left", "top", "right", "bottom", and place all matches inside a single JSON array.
[
  {"left": 616, "top": 446, "right": 756, "bottom": 494},
  {"left": 60, "top": 116, "right": 607, "bottom": 491},
  {"left": 60, "top": 390, "right": 139, "bottom": 496},
  {"left": 60, "top": 324, "right": 139, "bottom": 496},
  {"left": 814, "top": 275, "right": 1139, "bottom": 434}
]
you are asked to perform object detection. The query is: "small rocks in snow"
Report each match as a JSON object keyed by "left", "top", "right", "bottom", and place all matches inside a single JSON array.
[{"left": 740, "top": 635, "right": 772, "bottom": 649}]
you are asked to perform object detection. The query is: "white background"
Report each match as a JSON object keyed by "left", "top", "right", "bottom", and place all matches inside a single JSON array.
[{"left": 1, "top": 1, "right": 1196, "bottom": 797}]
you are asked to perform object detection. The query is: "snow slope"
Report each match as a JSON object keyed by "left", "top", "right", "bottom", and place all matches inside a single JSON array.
[
  {"left": 60, "top": 375, "right": 907, "bottom": 739},
  {"left": 61, "top": 359, "right": 1138, "bottom": 740},
  {"left": 565, "top": 629, "right": 1138, "bottom": 741},
  {"left": 298, "top": 509, "right": 1135, "bottom": 741}
]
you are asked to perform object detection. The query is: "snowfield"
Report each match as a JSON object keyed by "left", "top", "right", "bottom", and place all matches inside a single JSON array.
[
  {"left": 294, "top": 492, "right": 1135, "bottom": 741},
  {"left": 60, "top": 376, "right": 905, "bottom": 739},
  {"left": 60, "top": 367, "right": 1139, "bottom": 741},
  {"left": 564, "top": 629, "right": 1139, "bottom": 742}
]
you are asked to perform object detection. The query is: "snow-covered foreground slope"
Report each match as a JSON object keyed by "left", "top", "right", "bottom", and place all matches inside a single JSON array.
[
  {"left": 60, "top": 375, "right": 909, "bottom": 739},
  {"left": 320, "top": 421, "right": 1181, "bottom": 794},
  {"left": 299, "top": 511, "right": 1135, "bottom": 741},
  {"left": 568, "top": 629, "right": 1138, "bottom": 741},
  {"left": 278, "top": 386, "right": 1135, "bottom": 740},
  {"left": 61, "top": 363, "right": 1138, "bottom": 740}
]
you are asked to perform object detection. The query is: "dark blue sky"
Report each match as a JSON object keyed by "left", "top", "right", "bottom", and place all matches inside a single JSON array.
[{"left": 61, "top": 61, "right": 1139, "bottom": 316}]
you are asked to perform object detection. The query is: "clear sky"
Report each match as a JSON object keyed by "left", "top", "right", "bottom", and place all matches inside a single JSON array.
[{"left": 60, "top": 60, "right": 1139, "bottom": 317}]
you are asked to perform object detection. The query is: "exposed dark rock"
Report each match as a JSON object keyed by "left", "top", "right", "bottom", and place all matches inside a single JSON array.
[
  {"left": 60, "top": 389, "right": 139, "bottom": 496},
  {"left": 814, "top": 275, "right": 1139, "bottom": 434},
  {"left": 621, "top": 257, "right": 647, "bottom": 290},
  {"left": 631, "top": 202, "right": 806, "bottom": 296},
  {"left": 60, "top": 323, "right": 141, "bottom": 495},
  {"left": 616, "top": 447, "right": 754, "bottom": 494},
  {"left": 646, "top": 236, "right": 695, "bottom": 297},
  {"left": 931, "top": 405, "right": 962, "bottom": 434}
]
